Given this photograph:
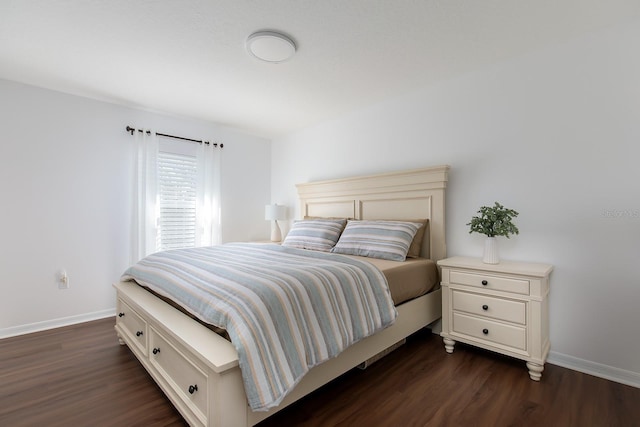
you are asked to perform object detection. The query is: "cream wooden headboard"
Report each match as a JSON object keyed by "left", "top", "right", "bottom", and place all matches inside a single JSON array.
[{"left": 295, "top": 165, "right": 449, "bottom": 261}]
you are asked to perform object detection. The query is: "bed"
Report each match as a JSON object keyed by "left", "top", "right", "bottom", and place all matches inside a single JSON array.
[{"left": 114, "top": 165, "right": 449, "bottom": 426}]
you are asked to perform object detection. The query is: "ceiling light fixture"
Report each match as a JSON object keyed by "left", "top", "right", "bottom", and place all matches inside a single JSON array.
[{"left": 246, "top": 31, "right": 297, "bottom": 63}]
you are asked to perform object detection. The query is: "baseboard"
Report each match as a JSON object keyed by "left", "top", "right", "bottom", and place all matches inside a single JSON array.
[
  {"left": 4, "top": 312, "right": 639, "bottom": 390},
  {"left": 547, "top": 351, "right": 640, "bottom": 389},
  {"left": 0, "top": 309, "right": 115, "bottom": 339}
]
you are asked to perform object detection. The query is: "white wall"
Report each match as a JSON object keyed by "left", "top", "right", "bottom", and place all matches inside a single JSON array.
[
  {"left": 0, "top": 79, "right": 271, "bottom": 336},
  {"left": 272, "top": 19, "right": 640, "bottom": 384}
]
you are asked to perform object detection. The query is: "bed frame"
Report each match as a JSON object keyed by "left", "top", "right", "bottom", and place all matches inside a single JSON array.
[{"left": 114, "top": 165, "right": 449, "bottom": 427}]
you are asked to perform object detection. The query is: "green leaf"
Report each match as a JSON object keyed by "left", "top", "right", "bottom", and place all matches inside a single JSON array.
[{"left": 467, "top": 201, "right": 519, "bottom": 238}]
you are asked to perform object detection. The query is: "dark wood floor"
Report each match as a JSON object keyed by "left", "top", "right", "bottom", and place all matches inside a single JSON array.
[{"left": 1, "top": 318, "right": 639, "bottom": 427}]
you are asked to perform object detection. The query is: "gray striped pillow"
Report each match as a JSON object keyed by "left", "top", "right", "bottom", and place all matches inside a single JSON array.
[
  {"left": 330, "top": 220, "right": 422, "bottom": 261},
  {"left": 282, "top": 219, "right": 347, "bottom": 252}
]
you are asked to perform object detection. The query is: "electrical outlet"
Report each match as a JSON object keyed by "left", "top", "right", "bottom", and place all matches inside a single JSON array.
[{"left": 57, "top": 269, "right": 69, "bottom": 289}]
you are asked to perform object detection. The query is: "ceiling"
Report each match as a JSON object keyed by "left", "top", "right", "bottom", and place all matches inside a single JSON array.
[{"left": 1, "top": 1, "right": 638, "bottom": 139}]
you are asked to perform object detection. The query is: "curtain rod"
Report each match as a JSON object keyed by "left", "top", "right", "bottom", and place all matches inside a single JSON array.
[{"left": 126, "top": 126, "right": 223, "bottom": 148}]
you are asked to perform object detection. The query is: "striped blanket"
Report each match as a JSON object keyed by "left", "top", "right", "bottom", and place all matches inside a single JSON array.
[{"left": 121, "top": 243, "right": 397, "bottom": 411}]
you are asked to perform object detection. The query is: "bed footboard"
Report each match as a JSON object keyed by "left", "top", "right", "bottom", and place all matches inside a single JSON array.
[{"left": 114, "top": 280, "right": 249, "bottom": 427}]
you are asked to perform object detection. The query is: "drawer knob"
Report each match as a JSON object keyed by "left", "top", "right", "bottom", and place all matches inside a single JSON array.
[
  {"left": 482, "top": 328, "right": 489, "bottom": 335},
  {"left": 152, "top": 347, "right": 160, "bottom": 355},
  {"left": 481, "top": 280, "right": 488, "bottom": 286},
  {"left": 136, "top": 331, "right": 144, "bottom": 337},
  {"left": 188, "top": 384, "right": 198, "bottom": 394},
  {"left": 482, "top": 305, "right": 489, "bottom": 311},
  {"left": 118, "top": 312, "right": 125, "bottom": 317}
]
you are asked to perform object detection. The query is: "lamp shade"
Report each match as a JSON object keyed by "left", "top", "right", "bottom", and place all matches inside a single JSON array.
[{"left": 265, "top": 204, "right": 287, "bottom": 221}]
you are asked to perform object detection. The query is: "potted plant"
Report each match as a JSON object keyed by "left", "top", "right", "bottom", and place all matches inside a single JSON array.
[{"left": 467, "top": 202, "right": 519, "bottom": 264}]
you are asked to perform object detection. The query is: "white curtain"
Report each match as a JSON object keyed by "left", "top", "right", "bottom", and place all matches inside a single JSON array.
[
  {"left": 131, "top": 130, "right": 158, "bottom": 263},
  {"left": 197, "top": 141, "right": 222, "bottom": 246}
]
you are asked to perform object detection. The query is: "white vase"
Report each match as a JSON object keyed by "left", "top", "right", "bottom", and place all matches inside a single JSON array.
[{"left": 483, "top": 237, "right": 499, "bottom": 264}]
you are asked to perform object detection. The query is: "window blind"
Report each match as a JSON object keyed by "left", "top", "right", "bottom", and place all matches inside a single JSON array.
[{"left": 157, "top": 151, "right": 198, "bottom": 251}]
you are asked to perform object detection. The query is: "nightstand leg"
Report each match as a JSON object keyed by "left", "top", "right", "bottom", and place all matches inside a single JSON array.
[
  {"left": 443, "top": 337, "right": 456, "bottom": 354},
  {"left": 526, "top": 362, "right": 544, "bottom": 381}
]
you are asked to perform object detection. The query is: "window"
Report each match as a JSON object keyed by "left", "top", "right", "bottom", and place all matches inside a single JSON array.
[
  {"left": 157, "top": 149, "right": 198, "bottom": 251},
  {"left": 131, "top": 130, "right": 221, "bottom": 262}
]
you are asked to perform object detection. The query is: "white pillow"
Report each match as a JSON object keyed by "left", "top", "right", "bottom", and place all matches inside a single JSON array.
[{"left": 331, "top": 220, "right": 422, "bottom": 261}]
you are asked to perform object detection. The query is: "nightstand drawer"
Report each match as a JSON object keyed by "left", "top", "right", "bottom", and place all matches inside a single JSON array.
[
  {"left": 452, "top": 312, "right": 526, "bottom": 351},
  {"left": 450, "top": 271, "right": 530, "bottom": 295},
  {"left": 452, "top": 290, "right": 526, "bottom": 325}
]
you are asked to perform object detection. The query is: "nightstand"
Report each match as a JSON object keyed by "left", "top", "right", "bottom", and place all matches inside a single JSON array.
[{"left": 438, "top": 256, "right": 553, "bottom": 381}]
